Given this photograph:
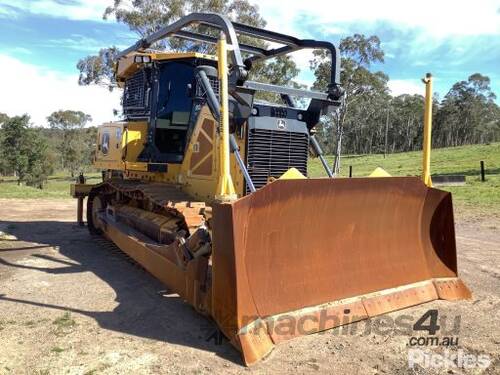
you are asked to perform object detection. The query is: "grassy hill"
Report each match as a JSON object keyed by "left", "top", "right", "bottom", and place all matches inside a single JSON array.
[
  {"left": 0, "top": 143, "right": 498, "bottom": 215},
  {"left": 309, "top": 142, "right": 500, "bottom": 214}
]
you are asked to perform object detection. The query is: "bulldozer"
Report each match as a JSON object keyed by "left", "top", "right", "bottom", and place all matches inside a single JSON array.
[{"left": 71, "top": 13, "right": 471, "bottom": 365}]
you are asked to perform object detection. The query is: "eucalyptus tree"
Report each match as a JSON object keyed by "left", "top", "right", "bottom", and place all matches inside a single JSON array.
[{"left": 311, "top": 34, "right": 388, "bottom": 172}]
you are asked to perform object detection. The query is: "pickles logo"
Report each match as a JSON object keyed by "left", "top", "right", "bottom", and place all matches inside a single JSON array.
[{"left": 408, "top": 349, "right": 491, "bottom": 370}]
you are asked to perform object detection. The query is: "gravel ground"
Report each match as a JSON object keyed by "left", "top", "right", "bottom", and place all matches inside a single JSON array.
[{"left": 0, "top": 199, "right": 498, "bottom": 374}]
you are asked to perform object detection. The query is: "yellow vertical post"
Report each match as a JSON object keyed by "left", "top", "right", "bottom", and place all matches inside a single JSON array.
[
  {"left": 215, "top": 32, "right": 237, "bottom": 201},
  {"left": 422, "top": 73, "right": 433, "bottom": 187}
]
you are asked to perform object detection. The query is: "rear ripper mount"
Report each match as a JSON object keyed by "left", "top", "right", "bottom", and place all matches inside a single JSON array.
[{"left": 76, "top": 12, "right": 471, "bottom": 366}]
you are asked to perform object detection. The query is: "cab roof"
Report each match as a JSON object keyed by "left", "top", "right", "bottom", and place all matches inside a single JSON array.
[{"left": 116, "top": 51, "right": 216, "bottom": 85}]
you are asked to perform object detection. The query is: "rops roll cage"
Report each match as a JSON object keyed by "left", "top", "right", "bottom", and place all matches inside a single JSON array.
[{"left": 117, "top": 12, "right": 344, "bottom": 102}]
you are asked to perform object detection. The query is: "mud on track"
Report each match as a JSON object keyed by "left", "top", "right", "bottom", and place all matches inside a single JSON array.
[{"left": 0, "top": 199, "right": 498, "bottom": 374}]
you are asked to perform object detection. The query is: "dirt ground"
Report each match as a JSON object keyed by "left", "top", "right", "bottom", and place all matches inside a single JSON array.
[{"left": 0, "top": 198, "right": 498, "bottom": 374}]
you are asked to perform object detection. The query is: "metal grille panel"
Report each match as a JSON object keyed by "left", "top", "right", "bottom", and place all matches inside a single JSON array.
[
  {"left": 246, "top": 128, "right": 309, "bottom": 192},
  {"left": 123, "top": 69, "right": 150, "bottom": 118},
  {"left": 196, "top": 76, "right": 220, "bottom": 97},
  {"left": 271, "top": 107, "right": 287, "bottom": 118}
]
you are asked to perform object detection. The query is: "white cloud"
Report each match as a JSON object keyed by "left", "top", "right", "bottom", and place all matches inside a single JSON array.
[
  {"left": 0, "top": 53, "right": 121, "bottom": 127},
  {"left": 256, "top": 0, "right": 500, "bottom": 37},
  {"left": 2, "top": 0, "right": 499, "bottom": 37},
  {"left": 9, "top": 47, "right": 33, "bottom": 55},
  {"left": 388, "top": 79, "right": 423, "bottom": 96},
  {"left": 288, "top": 49, "right": 316, "bottom": 73},
  {"left": 6, "top": 0, "right": 497, "bottom": 36},
  {"left": 0, "top": 0, "right": 110, "bottom": 21},
  {"left": 0, "top": 3, "right": 17, "bottom": 18},
  {"left": 44, "top": 34, "right": 128, "bottom": 52}
]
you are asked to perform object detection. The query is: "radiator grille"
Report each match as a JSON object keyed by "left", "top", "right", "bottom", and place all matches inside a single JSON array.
[
  {"left": 246, "top": 128, "right": 309, "bottom": 192},
  {"left": 123, "top": 69, "right": 150, "bottom": 118}
]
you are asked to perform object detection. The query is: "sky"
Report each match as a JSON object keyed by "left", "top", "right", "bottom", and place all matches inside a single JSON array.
[{"left": 0, "top": 0, "right": 499, "bottom": 127}]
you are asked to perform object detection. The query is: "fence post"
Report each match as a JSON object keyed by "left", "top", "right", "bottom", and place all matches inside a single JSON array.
[{"left": 480, "top": 161, "right": 485, "bottom": 182}]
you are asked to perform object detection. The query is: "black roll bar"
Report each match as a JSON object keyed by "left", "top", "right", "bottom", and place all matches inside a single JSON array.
[{"left": 117, "top": 12, "right": 343, "bottom": 99}]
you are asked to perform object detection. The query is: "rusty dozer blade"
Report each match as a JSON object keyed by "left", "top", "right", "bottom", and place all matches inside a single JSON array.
[{"left": 211, "top": 176, "right": 471, "bottom": 365}]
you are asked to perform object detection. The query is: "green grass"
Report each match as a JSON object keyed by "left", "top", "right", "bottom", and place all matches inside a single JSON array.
[
  {"left": 0, "top": 173, "right": 101, "bottom": 199},
  {"left": 51, "top": 312, "right": 76, "bottom": 337},
  {"left": 52, "top": 312, "right": 76, "bottom": 329},
  {"left": 310, "top": 142, "right": 500, "bottom": 214}
]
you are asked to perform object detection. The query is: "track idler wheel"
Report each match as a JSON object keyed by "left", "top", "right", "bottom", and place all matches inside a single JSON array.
[{"left": 87, "top": 191, "right": 105, "bottom": 235}]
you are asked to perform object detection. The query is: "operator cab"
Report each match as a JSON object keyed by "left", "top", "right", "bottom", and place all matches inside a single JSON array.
[{"left": 119, "top": 53, "right": 218, "bottom": 164}]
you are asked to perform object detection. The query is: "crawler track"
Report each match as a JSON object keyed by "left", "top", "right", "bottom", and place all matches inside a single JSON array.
[{"left": 87, "top": 179, "right": 209, "bottom": 239}]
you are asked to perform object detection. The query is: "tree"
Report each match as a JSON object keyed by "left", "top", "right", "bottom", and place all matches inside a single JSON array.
[
  {"left": 1, "top": 115, "right": 31, "bottom": 183},
  {"left": 0, "top": 115, "right": 53, "bottom": 187},
  {"left": 311, "top": 34, "right": 388, "bottom": 172},
  {"left": 77, "top": 47, "right": 118, "bottom": 87},
  {"left": 434, "top": 74, "right": 500, "bottom": 147},
  {"left": 24, "top": 130, "right": 55, "bottom": 189},
  {"left": 77, "top": 0, "right": 299, "bottom": 93},
  {"left": 0, "top": 113, "right": 9, "bottom": 175},
  {"left": 81, "top": 126, "right": 99, "bottom": 167},
  {"left": 388, "top": 94, "right": 425, "bottom": 153},
  {"left": 47, "top": 110, "right": 92, "bottom": 177},
  {"left": 0, "top": 112, "right": 8, "bottom": 126}
]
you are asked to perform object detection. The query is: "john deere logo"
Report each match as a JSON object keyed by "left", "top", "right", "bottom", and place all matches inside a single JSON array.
[{"left": 277, "top": 119, "right": 287, "bottom": 130}]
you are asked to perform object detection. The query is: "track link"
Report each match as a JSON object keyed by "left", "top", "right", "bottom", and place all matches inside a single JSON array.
[{"left": 88, "top": 179, "right": 208, "bottom": 237}]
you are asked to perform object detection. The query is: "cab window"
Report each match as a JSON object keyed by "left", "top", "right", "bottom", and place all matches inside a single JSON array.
[
  {"left": 101, "top": 132, "right": 110, "bottom": 155},
  {"left": 155, "top": 61, "right": 194, "bottom": 156}
]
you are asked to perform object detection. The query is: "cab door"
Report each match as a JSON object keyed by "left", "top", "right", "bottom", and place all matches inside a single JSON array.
[{"left": 95, "top": 123, "right": 125, "bottom": 170}]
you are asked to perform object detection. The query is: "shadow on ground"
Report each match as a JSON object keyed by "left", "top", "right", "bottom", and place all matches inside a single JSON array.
[{"left": 0, "top": 220, "right": 241, "bottom": 365}]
